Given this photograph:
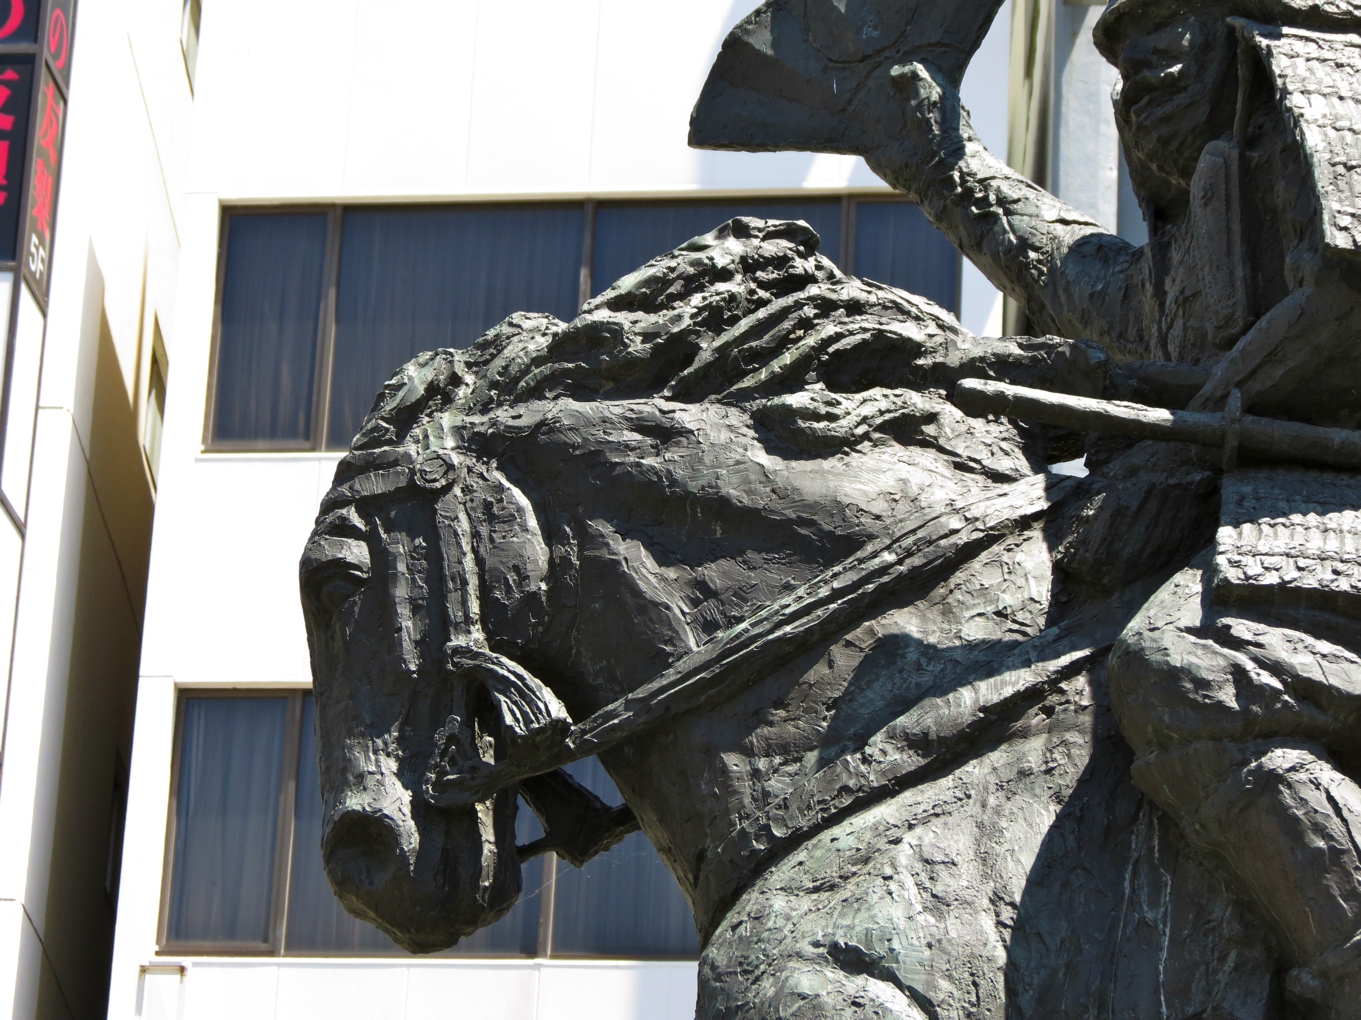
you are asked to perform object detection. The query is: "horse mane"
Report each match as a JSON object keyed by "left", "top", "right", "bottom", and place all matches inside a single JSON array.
[{"left": 343, "top": 216, "right": 972, "bottom": 456}]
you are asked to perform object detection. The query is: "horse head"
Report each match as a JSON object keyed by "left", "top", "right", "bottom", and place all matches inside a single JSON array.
[
  {"left": 300, "top": 346, "right": 573, "bottom": 951},
  {"left": 302, "top": 217, "right": 1111, "bottom": 951}
]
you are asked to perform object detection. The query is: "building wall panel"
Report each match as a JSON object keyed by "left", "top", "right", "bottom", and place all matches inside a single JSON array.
[
  {"left": 339, "top": 2, "right": 479, "bottom": 199},
  {"left": 138, "top": 456, "right": 333, "bottom": 686}
]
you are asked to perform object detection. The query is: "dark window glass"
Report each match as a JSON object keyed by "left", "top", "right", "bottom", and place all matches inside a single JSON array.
[
  {"left": 325, "top": 205, "right": 584, "bottom": 449},
  {"left": 166, "top": 697, "right": 288, "bottom": 946},
  {"left": 854, "top": 201, "right": 960, "bottom": 313},
  {"left": 211, "top": 213, "right": 327, "bottom": 445},
  {"left": 551, "top": 757, "right": 698, "bottom": 957},
  {"left": 592, "top": 200, "right": 842, "bottom": 297},
  {"left": 284, "top": 695, "right": 544, "bottom": 955}
]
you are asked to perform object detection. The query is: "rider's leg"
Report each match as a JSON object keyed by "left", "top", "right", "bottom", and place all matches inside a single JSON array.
[
  {"left": 1128, "top": 739, "right": 1361, "bottom": 963},
  {"left": 1110, "top": 559, "right": 1361, "bottom": 1017}
]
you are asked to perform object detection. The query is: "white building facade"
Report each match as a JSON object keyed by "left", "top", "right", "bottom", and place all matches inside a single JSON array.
[{"left": 0, "top": 1, "right": 1141, "bottom": 1019}]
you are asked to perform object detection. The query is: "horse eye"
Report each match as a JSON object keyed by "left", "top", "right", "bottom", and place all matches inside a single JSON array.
[{"left": 313, "top": 568, "right": 368, "bottom": 616}]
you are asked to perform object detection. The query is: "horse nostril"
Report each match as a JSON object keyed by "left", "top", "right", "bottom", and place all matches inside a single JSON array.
[{"left": 324, "top": 811, "right": 401, "bottom": 895}]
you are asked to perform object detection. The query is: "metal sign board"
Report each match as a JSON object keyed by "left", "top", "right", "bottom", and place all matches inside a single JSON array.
[
  {"left": 43, "top": 0, "right": 71, "bottom": 91},
  {"left": 0, "top": 57, "right": 32, "bottom": 263},
  {"left": 21, "top": 61, "right": 62, "bottom": 299},
  {"left": 0, "top": 0, "right": 39, "bottom": 45}
]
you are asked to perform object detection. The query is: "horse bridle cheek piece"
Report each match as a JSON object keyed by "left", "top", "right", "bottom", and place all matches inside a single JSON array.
[
  {"left": 410, "top": 448, "right": 574, "bottom": 809},
  {"left": 401, "top": 450, "right": 642, "bottom": 866}
]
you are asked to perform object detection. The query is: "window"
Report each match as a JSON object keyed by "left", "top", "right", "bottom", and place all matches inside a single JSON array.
[
  {"left": 853, "top": 199, "right": 960, "bottom": 310},
  {"left": 160, "top": 691, "right": 697, "bottom": 958},
  {"left": 162, "top": 695, "right": 290, "bottom": 950},
  {"left": 326, "top": 205, "right": 583, "bottom": 446},
  {"left": 206, "top": 198, "right": 961, "bottom": 453},
  {"left": 209, "top": 213, "right": 328, "bottom": 447},
  {"left": 144, "top": 323, "right": 167, "bottom": 484},
  {"left": 181, "top": 0, "right": 201, "bottom": 88},
  {"left": 590, "top": 199, "right": 845, "bottom": 295}
]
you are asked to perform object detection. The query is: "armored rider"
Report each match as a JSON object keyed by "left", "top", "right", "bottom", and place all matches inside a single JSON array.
[
  {"left": 696, "top": 0, "right": 1361, "bottom": 1011},
  {"left": 885, "top": 1, "right": 1361, "bottom": 1013}
]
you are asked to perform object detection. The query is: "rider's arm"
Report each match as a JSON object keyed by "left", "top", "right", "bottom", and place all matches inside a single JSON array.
[{"left": 867, "top": 64, "right": 1151, "bottom": 359}]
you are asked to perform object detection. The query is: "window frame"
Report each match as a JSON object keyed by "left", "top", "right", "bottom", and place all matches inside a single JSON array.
[
  {"left": 201, "top": 206, "right": 343, "bottom": 454},
  {"left": 202, "top": 194, "right": 962, "bottom": 454},
  {"left": 157, "top": 688, "right": 304, "bottom": 957}
]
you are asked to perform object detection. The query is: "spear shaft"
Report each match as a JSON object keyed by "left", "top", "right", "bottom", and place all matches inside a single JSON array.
[{"left": 953, "top": 378, "right": 1361, "bottom": 469}]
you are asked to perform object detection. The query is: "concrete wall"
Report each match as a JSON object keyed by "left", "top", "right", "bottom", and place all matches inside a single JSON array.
[
  {"left": 1050, "top": 1, "right": 1120, "bottom": 231},
  {"left": 135, "top": 960, "right": 698, "bottom": 1020},
  {"left": 1049, "top": 0, "right": 1147, "bottom": 245}
]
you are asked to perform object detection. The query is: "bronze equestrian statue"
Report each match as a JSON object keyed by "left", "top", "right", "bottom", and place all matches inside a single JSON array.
[{"left": 302, "top": 0, "right": 1361, "bottom": 1016}]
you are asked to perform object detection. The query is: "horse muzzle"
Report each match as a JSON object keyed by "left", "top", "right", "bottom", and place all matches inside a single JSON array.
[{"left": 320, "top": 750, "right": 523, "bottom": 954}]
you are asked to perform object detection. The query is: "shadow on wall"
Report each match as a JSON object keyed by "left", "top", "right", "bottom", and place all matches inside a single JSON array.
[
  {"left": 35, "top": 281, "right": 154, "bottom": 1020},
  {"left": 88, "top": 306, "right": 155, "bottom": 616}
]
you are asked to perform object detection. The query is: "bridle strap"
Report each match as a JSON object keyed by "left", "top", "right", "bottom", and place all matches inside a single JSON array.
[
  {"left": 431, "top": 461, "right": 485, "bottom": 652},
  {"left": 419, "top": 451, "right": 572, "bottom": 802}
]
